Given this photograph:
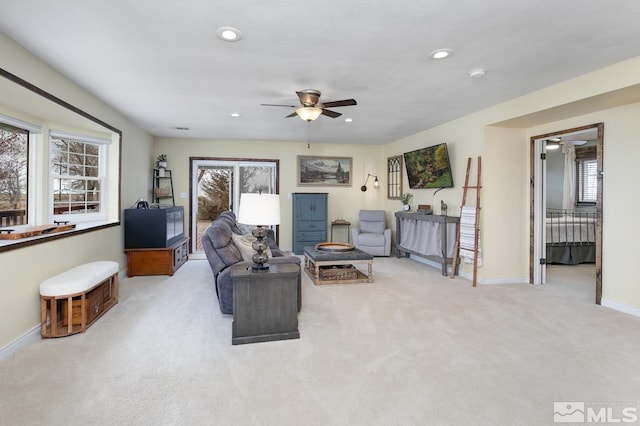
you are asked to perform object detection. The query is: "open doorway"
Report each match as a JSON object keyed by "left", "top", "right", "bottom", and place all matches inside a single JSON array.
[{"left": 530, "top": 123, "right": 603, "bottom": 304}]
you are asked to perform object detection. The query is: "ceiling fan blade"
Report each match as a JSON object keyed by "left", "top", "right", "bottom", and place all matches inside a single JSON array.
[
  {"left": 261, "top": 103, "right": 296, "bottom": 108},
  {"left": 319, "top": 99, "right": 357, "bottom": 108},
  {"left": 296, "top": 90, "right": 321, "bottom": 106},
  {"left": 285, "top": 111, "right": 298, "bottom": 118},
  {"left": 321, "top": 109, "right": 342, "bottom": 118}
]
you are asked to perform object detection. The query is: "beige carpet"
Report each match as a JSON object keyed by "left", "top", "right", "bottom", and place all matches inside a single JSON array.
[{"left": 1, "top": 258, "right": 639, "bottom": 425}]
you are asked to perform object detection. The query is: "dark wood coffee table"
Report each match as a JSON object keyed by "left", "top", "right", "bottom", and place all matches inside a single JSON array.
[{"left": 303, "top": 244, "right": 374, "bottom": 285}]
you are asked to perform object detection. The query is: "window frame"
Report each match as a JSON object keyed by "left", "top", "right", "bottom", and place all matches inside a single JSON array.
[
  {"left": 0, "top": 68, "right": 122, "bottom": 253},
  {"left": 387, "top": 155, "right": 403, "bottom": 200},
  {"left": 576, "top": 158, "right": 597, "bottom": 204},
  {"left": 49, "top": 131, "right": 109, "bottom": 223}
]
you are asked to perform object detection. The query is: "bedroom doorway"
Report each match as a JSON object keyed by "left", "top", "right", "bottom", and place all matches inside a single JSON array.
[{"left": 530, "top": 123, "right": 603, "bottom": 304}]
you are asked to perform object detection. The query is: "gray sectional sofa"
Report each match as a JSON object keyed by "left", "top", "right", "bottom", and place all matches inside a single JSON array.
[{"left": 201, "top": 211, "right": 301, "bottom": 314}]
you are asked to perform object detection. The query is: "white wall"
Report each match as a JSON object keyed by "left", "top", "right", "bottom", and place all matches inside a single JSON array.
[
  {"left": 153, "top": 138, "right": 386, "bottom": 251},
  {"left": 0, "top": 34, "right": 154, "bottom": 349}
]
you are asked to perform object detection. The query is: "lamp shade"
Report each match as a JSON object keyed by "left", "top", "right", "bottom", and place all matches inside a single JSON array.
[
  {"left": 237, "top": 193, "right": 280, "bottom": 225},
  {"left": 296, "top": 107, "right": 322, "bottom": 122}
]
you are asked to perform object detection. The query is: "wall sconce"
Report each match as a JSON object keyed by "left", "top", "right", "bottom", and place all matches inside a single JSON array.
[{"left": 360, "top": 174, "right": 379, "bottom": 192}]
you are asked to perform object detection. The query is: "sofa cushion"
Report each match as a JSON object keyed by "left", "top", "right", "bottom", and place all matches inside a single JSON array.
[
  {"left": 231, "top": 233, "right": 272, "bottom": 262},
  {"left": 204, "top": 221, "right": 243, "bottom": 269},
  {"left": 359, "top": 232, "right": 385, "bottom": 246}
]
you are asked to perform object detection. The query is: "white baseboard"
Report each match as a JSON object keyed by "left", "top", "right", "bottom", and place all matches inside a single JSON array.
[
  {"left": 407, "top": 254, "right": 528, "bottom": 285},
  {"left": 601, "top": 298, "right": 640, "bottom": 318},
  {"left": 1, "top": 268, "right": 129, "bottom": 363},
  {"left": 0, "top": 325, "right": 40, "bottom": 362}
]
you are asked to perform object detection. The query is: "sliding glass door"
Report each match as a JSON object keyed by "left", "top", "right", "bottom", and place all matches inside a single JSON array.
[{"left": 191, "top": 159, "right": 278, "bottom": 253}]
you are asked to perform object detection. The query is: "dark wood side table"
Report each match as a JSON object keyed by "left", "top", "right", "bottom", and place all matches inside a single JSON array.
[
  {"left": 230, "top": 263, "right": 300, "bottom": 345},
  {"left": 330, "top": 220, "right": 351, "bottom": 243}
]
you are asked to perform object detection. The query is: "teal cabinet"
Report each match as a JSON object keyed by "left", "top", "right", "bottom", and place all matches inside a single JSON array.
[{"left": 292, "top": 193, "right": 328, "bottom": 254}]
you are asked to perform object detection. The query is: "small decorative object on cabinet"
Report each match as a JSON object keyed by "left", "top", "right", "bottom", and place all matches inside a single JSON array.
[
  {"left": 292, "top": 193, "right": 328, "bottom": 255},
  {"left": 153, "top": 168, "right": 174, "bottom": 206},
  {"left": 401, "top": 192, "right": 413, "bottom": 211}
]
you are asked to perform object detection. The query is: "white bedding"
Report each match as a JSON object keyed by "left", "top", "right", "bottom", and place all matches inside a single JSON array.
[{"left": 546, "top": 214, "right": 595, "bottom": 244}]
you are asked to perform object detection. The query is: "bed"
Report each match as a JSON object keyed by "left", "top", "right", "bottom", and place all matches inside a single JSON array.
[{"left": 546, "top": 208, "right": 596, "bottom": 264}]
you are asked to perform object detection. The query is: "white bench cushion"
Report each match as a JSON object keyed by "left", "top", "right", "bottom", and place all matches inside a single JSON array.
[{"left": 40, "top": 261, "right": 119, "bottom": 297}]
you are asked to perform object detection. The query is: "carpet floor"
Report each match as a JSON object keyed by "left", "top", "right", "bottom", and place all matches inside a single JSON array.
[{"left": 1, "top": 258, "right": 639, "bottom": 425}]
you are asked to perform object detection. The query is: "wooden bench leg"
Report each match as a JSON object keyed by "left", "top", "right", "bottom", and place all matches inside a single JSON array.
[
  {"left": 67, "top": 296, "right": 74, "bottom": 334},
  {"left": 80, "top": 293, "right": 87, "bottom": 333},
  {"left": 51, "top": 297, "right": 58, "bottom": 337},
  {"left": 41, "top": 297, "right": 48, "bottom": 337},
  {"left": 112, "top": 273, "right": 119, "bottom": 303}
]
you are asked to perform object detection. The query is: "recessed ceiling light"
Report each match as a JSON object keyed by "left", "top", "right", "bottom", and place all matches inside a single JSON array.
[
  {"left": 230, "top": 113, "right": 240, "bottom": 117},
  {"left": 216, "top": 27, "right": 243, "bottom": 42},
  {"left": 469, "top": 68, "right": 487, "bottom": 78},
  {"left": 430, "top": 48, "right": 453, "bottom": 59},
  {"left": 345, "top": 118, "right": 353, "bottom": 123}
]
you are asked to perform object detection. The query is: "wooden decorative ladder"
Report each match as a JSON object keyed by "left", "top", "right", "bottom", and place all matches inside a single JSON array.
[{"left": 450, "top": 157, "right": 482, "bottom": 286}]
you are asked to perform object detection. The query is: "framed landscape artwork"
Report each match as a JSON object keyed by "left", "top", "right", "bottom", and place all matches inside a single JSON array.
[{"left": 297, "top": 156, "right": 352, "bottom": 186}]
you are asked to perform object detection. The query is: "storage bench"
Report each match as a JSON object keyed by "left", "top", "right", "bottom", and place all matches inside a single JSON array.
[{"left": 40, "top": 261, "right": 119, "bottom": 338}]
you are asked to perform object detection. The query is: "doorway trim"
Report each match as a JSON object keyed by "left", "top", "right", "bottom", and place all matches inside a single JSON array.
[
  {"left": 529, "top": 122, "right": 603, "bottom": 304},
  {"left": 189, "top": 157, "right": 280, "bottom": 253}
]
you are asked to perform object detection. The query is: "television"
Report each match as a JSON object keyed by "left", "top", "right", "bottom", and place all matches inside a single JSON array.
[
  {"left": 124, "top": 206, "right": 184, "bottom": 248},
  {"left": 403, "top": 143, "right": 454, "bottom": 189}
]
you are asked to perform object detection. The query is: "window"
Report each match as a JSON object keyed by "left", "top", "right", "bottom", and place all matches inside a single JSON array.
[
  {"left": 387, "top": 155, "right": 403, "bottom": 200},
  {"left": 1, "top": 68, "right": 122, "bottom": 252},
  {"left": 50, "top": 131, "right": 107, "bottom": 219},
  {"left": 577, "top": 159, "right": 597, "bottom": 203},
  {"left": 0, "top": 122, "right": 29, "bottom": 226}
]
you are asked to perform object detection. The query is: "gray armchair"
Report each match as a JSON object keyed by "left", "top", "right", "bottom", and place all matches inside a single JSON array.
[{"left": 351, "top": 210, "right": 391, "bottom": 256}]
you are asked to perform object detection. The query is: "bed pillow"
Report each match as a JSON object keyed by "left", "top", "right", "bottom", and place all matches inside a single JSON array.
[{"left": 231, "top": 233, "right": 272, "bottom": 262}]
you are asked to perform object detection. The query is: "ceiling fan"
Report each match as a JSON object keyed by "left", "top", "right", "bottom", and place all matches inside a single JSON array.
[{"left": 261, "top": 89, "right": 357, "bottom": 122}]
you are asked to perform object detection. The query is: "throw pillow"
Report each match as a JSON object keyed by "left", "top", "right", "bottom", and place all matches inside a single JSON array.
[
  {"left": 235, "top": 223, "right": 255, "bottom": 236},
  {"left": 231, "top": 233, "right": 272, "bottom": 262}
]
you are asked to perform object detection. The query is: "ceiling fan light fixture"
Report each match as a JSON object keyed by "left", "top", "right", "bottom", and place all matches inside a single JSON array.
[{"left": 296, "top": 107, "right": 322, "bottom": 122}]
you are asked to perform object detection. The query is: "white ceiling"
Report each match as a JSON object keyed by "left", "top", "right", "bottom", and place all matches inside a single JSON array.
[{"left": 2, "top": 1, "right": 640, "bottom": 145}]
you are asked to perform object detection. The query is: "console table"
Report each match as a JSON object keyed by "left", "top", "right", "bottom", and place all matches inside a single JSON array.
[
  {"left": 125, "top": 237, "right": 189, "bottom": 277},
  {"left": 395, "top": 212, "right": 459, "bottom": 276},
  {"left": 231, "top": 263, "right": 300, "bottom": 345}
]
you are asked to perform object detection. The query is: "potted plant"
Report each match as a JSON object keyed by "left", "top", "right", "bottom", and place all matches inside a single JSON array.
[
  {"left": 156, "top": 154, "right": 167, "bottom": 177},
  {"left": 401, "top": 192, "right": 413, "bottom": 211}
]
